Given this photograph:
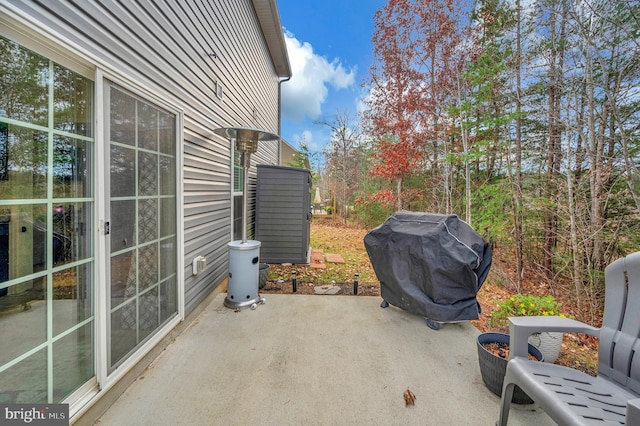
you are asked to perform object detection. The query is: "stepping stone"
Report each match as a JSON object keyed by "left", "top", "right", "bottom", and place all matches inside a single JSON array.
[
  {"left": 310, "top": 259, "right": 326, "bottom": 269},
  {"left": 314, "top": 285, "right": 341, "bottom": 295},
  {"left": 325, "top": 253, "right": 345, "bottom": 263},
  {"left": 310, "top": 248, "right": 326, "bottom": 269}
]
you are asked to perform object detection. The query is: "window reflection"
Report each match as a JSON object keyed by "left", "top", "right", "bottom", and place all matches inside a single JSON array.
[
  {"left": 0, "top": 348, "right": 48, "bottom": 404},
  {"left": 0, "top": 125, "right": 48, "bottom": 199},
  {"left": 109, "top": 87, "right": 135, "bottom": 145},
  {"left": 53, "top": 264, "right": 93, "bottom": 336},
  {"left": 138, "top": 101, "right": 158, "bottom": 151},
  {"left": 110, "top": 144, "right": 135, "bottom": 197},
  {"left": 110, "top": 200, "right": 135, "bottom": 253},
  {"left": 160, "top": 276, "right": 177, "bottom": 323},
  {"left": 159, "top": 156, "right": 175, "bottom": 196},
  {"left": 110, "top": 300, "right": 137, "bottom": 365},
  {"left": 159, "top": 197, "right": 175, "bottom": 239},
  {"left": 0, "top": 278, "right": 47, "bottom": 365},
  {"left": 53, "top": 135, "right": 92, "bottom": 199},
  {"left": 53, "top": 324, "right": 94, "bottom": 401},
  {"left": 53, "top": 64, "right": 93, "bottom": 137},
  {"left": 110, "top": 250, "right": 136, "bottom": 309},
  {"left": 139, "top": 243, "right": 158, "bottom": 290},
  {"left": 0, "top": 37, "right": 49, "bottom": 126},
  {"left": 0, "top": 205, "right": 48, "bottom": 283},
  {"left": 52, "top": 202, "right": 93, "bottom": 267},
  {"left": 0, "top": 202, "right": 91, "bottom": 286},
  {"left": 158, "top": 111, "right": 175, "bottom": 156}
]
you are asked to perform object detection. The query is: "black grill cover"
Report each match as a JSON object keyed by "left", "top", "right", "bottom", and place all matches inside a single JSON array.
[{"left": 364, "top": 211, "right": 492, "bottom": 322}]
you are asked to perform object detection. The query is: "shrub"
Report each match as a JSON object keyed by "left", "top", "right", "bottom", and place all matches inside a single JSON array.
[
  {"left": 354, "top": 201, "right": 391, "bottom": 228},
  {"left": 490, "top": 294, "right": 567, "bottom": 328}
]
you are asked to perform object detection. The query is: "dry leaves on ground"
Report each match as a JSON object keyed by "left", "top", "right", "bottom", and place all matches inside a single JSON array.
[{"left": 404, "top": 388, "right": 416, "bottom": 406}]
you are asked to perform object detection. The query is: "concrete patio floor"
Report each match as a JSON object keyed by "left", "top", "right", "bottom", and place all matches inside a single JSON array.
[{"left": 94, "top": 293, "right": 555, "bottom": 425}]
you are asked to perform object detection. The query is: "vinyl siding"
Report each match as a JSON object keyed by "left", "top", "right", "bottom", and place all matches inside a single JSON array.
[{"left": 6, "top": 0, "right": 284, "bottom": 314}]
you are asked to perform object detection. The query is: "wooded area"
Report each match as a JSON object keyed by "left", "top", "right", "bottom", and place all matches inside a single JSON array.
[{"left": 310, "top": 0, "right": 640, "bottom": 322}]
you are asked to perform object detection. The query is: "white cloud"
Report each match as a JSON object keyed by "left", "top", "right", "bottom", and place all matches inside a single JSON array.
[
  {"left": 356, "top": 88, "right": 371, "bottom": 115},
  {"left": 281, "top": 30, "right": 356, "bottom": 122},
  {"left": 292, "top": 129, "right": 324, "bottom": 152},
  {"left": 292, "top": 129, "right": 313, "bottom": 146}
]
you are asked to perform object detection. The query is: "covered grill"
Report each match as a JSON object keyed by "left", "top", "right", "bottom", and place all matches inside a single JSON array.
[{"left": 364, "top": 211, "right": 492, "bottom": 328}]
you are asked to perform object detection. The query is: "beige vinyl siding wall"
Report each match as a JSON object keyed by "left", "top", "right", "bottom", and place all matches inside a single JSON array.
[{"left": 7, "top": 0, "right": 283, "bottom": 314}]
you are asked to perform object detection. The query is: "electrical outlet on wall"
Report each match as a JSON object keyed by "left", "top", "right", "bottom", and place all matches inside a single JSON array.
[{"left": 192, "top": 256, "right": 207, "bottom": 275}]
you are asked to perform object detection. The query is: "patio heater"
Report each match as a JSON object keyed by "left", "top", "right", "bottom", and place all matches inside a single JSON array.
[{"left": 213, "top": 126, "right": 280, "bottom": 310}]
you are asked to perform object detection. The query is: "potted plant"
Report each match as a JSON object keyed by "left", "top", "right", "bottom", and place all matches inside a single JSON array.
[
  {"left": 477, "top": 332, "right": 544, "bottom": 404},
  {"left": 490, "top": 294, "right": 567, "bottom": 363}
]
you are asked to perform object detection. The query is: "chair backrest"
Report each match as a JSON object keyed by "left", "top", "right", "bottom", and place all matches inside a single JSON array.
[{"left": 598, "top": 252, "right": 640, "bottom": 395}]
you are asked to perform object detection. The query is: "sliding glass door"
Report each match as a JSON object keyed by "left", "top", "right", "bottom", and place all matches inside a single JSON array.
[{"left": 0, "top": 36, "right": 180, "bottom": 405}]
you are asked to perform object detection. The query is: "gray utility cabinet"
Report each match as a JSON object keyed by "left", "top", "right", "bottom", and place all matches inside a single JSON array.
[{"left": 255, "top": 165, "right": 311, "bottom": 264}]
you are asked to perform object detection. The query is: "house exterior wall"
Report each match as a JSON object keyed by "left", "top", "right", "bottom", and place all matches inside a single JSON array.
[
  {"left": 4, "top": 0, "right": 284, "bottom": 314},
  {"left": 280, "top": 140, "right": 299, "bottom": 166}
]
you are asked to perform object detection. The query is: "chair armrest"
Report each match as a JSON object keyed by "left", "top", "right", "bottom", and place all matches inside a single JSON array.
[
  {"left": 627, "top": 398, "right": 640, "bottom": 425},
  {"left": 508, "top": 316, "right": 600, "bottom": 359}
]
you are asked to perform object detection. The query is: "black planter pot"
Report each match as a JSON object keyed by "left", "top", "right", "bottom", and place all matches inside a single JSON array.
[
  {"left": 476, "top": 332, "right": 544, "bottom": 404},
  {"left": 258, "top": 263, "right": 269, "bottom": 289}
]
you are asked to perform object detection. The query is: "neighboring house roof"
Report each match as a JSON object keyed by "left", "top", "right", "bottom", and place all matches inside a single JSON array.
[{"left": 253, "top": 0, "right": 291, "bottom": 78}]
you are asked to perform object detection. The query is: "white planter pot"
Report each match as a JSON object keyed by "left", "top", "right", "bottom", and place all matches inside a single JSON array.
[{"left": 528, "top": 331, "right": 563, "bottom": 363}]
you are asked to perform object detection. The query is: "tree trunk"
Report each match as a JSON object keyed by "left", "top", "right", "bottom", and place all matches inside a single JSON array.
[
  {"left": 513, "top": 0, "right": 524, "bottom": 291},
  {"left": 566, "top": 135, "right": 583, "bottom": 316},
  {"left": 396, "top": 178, "right": 402, "bottom": 211},
  {"left": 584, "top": 29, "right": 606, "bottom": 272},
  {"left": 543, "top": 0, "right": 566, "bottom": 277},
  {"left": 543, "top": 28, "right": 559, "bottom": 276},
  {"left": 463, "top": 122, "right": 471, "bottom": 226}
]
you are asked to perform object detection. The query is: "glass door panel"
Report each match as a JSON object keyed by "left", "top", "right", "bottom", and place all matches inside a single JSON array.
[
  {"left": 0, "top": 36, "right": 95, "bottom": 404},
  {"left": 107, "top": 84, "right": 177, "bottom": 371}
]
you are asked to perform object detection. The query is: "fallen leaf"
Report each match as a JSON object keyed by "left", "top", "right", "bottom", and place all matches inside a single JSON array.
[{"left": 404, "top": 388, "right": 416, "bottom": 406}]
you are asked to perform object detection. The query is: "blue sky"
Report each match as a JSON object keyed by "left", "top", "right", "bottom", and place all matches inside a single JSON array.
[{"left": 277, "top": 0, "right": 387, "bottom": 159}]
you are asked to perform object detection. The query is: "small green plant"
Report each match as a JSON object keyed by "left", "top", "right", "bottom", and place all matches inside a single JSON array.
[{"left": 490, "top": 294, "right": 567, "bottom": 329}]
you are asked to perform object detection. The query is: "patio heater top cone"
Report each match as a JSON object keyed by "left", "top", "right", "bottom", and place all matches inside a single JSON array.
[{"left": 214, "top": 127, "right": 280, "bottom": 310}]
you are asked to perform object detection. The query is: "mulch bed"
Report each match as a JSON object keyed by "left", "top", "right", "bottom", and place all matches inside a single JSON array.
[
  {"left": 260, "top": 280, "right": 381, "bottom": 297},
  {"left": 483, "top": 342, "right": 539, "bottom": 361}
]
